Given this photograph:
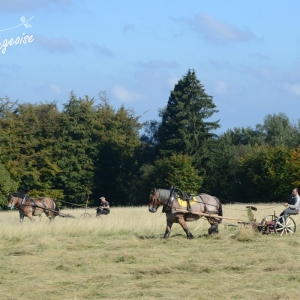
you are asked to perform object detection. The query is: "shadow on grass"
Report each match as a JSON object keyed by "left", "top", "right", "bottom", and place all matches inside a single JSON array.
[
  {"left": 8, "top": 249, "right": 34, "bottom": 256},
  {"left": 137, "top": 235, "right": 161, "bottom": 240},
  {"left": 137, "top": 233, "right": 208, "bottom": 239}
]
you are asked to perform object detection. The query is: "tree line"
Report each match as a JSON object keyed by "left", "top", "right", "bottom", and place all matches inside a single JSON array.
[{"left": 1, "top": 69, "right": 300, "bottom": 208}]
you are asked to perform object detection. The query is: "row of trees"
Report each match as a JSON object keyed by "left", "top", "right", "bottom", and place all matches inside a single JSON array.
[
  {"left": 1, "top": 69, "right": 300, "bottom": 208},
  {"left": 0, "top": 92, "right": 142, "bottom": 207}
]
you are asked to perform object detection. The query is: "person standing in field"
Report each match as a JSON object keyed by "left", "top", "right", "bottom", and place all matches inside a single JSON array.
[
  {"left": 280, "top": 188, "right": 300, "bottom": 217},
  {"left": 96, "top": 197, "right": 110, "bottom": 216}
]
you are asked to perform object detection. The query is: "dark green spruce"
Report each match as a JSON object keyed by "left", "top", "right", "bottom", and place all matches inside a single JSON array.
[{"left": 157, "top": 69, "right": 220, "bottom": 161}]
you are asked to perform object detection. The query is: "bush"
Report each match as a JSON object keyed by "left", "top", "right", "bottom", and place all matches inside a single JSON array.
[{"left": 0, "top": 163, "right": 18, "bottom": 209}]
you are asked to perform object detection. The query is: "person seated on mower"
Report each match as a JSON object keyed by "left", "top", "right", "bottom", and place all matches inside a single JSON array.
[
  {"left": 280, "top": 188, "right": 300, "bottom": 218},
  {"left": 96, "top": 197, "right": 110, "bottom": 216}
]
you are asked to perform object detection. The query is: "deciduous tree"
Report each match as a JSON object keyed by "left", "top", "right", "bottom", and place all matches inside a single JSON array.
[
  {"left": 237, "top": 146, "right": 300, "bottom": 202},
  {"left": 139, "top": 153, "right": 203, "bottom": 195},
  {"left": 54, "top": 93, "right": 97, "bottom": 204}
]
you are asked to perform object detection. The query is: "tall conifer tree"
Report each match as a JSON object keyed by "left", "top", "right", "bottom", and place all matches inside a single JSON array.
[{"left": 157, "top": 69, "right": 220, "bottom": 163}]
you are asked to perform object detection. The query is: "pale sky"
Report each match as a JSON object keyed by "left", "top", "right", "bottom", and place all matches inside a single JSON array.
[{"left": 1, "top": 0, "right": 300, "bottom": 133}]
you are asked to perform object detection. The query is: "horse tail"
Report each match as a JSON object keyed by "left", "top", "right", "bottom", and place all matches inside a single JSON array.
[
  {"left": 53, "top": 199, "right": 60, "bottom": 216},
  {"left": 218, "top": 200, "right": 223, "bottom": 223},
  {"left": 214, "top": 196, "right": 223, "bottom": 223}
]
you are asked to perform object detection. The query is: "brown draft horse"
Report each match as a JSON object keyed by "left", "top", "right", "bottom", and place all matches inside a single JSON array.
[
  {"left": 8, "top": 193, "right": 60, "bottom": 222},
  {"left": 149, "top": 188, "right": 223, "bottom": 239}
]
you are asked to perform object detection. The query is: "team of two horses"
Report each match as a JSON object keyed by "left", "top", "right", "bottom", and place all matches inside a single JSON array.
[
  {"left": 149, "top": 188, "right": 223, "bottom": 239},
  {"left": 7, "top": 193, "right": 60, "bottom": 222}
]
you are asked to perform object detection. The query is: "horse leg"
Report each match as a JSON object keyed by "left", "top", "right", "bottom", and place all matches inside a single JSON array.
[
  {"left": 19, "top": 211, "right": 25, "bottom": 223},
  {"left": 163, "top": 220, "right": 173, "bottom": 239},
  {"left": 41, "top": 208, "right": 53, "bottom": 222},
  {"left": 44, "top": 210, "right": 52, "bottom": 222},
  {"left": 27, "top": 210, "right": 35, "bottom": 222},
  {"left": 47, "top": 209, "right": 57, "bottom": 222},
  {"left": 48, "top": 215, "right": 56, "bottom": 222},
  {"left": 28, "top": 215, "right": 35, "bottom": 222},
  {"left": 178, "top": 217, "right": 194, "bottom": 239},
  {"left": 208, "top": 221, "right": 219, "bottom": 235}
]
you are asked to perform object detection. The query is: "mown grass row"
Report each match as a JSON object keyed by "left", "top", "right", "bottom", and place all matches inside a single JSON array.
[{"left": 0, "top": 205, "right": 299, "bottom": 299}]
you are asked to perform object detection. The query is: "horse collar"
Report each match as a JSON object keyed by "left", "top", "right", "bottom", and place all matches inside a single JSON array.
[
  {"left": 163, "top": 190, "right": 175, "bottom": 213},
  {"left": 21, "top": 196, "right": 27, "bottom": 205},
  {"left": 30, "top": 198, "right": 37, "bottom": 207}
]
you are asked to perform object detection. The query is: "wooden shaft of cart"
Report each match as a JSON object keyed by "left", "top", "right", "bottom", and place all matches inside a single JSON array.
[{"left": 175, "top": 208, "right": 246, "bottom": 222}]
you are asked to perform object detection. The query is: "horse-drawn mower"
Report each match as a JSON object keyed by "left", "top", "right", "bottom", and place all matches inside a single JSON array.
[
  {"left": 176, "top": 205, "right": 297, "bottom": 236},
  {"left": 237, "top": 207, "right": 297, "bottom": 235},
  {"left": 149, "top": 188, "right": 298, "bottom": 238}
]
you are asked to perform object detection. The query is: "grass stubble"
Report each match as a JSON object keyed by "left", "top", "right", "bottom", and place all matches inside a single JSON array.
[{"left": 0, "top": 204, "right": 300, "bottom": 300}]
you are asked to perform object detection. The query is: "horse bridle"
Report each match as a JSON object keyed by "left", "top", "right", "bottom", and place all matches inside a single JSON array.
[
  {"left": 8, "top": 195, "right": 25, "bottom": 209},
  {"left": 150, "top": 191, "right": 161, "bottom": 208},
  {"left": 151, "top": 189, "right": 174, "bottom": 212},
  {"left": 9, "top": 195, "right": 34, "bottom": 210}
]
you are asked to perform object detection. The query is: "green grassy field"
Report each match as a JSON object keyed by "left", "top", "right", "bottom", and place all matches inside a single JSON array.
[{"left": 0, "top": 204, "right": 300, "bottom": 300}]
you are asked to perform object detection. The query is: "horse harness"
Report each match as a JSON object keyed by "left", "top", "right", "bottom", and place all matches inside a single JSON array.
[
  {"left": 35, "top": 198, "right": 47, "bottom": 215},
  {"left": 163, "top": 189, "right": 219, "bottom": 214},
  {"left": 16, "top": 195, "right": 35, "bottom": 208},
  {"left": 17, "top": 195, "right": 47, "bottom": 215}
]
